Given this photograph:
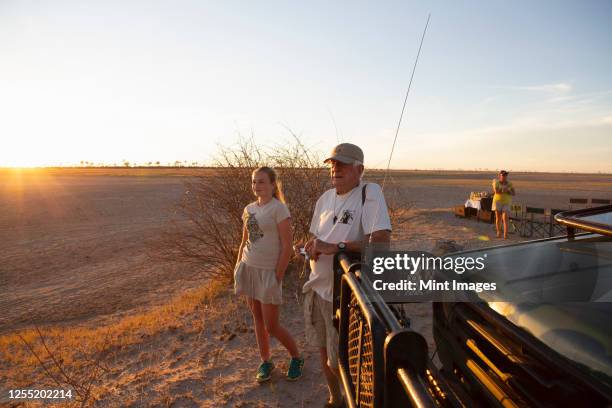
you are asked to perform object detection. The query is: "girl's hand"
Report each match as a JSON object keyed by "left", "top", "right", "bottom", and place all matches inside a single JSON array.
[{"left": 276, "top": 270, "right": 284, "bottom": 282}]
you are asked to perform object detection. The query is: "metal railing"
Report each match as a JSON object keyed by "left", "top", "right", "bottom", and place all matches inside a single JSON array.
[{"left": 334, "top": 253, "right": 464, "bottom": 408}]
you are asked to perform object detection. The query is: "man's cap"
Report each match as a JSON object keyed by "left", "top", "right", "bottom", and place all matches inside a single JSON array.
[
  {"left": 323, "top": 143, "right": 364, "bottom": 165},
  {"left": 499, "top": 170, "right": 509, "bottom": 176}
]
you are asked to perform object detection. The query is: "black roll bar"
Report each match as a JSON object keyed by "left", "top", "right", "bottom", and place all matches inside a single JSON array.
[{"left": 334, "top": 252, "right": 464, "bottom": 407}]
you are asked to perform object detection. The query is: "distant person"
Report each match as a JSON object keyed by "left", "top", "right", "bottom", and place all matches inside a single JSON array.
[
  {"left": 234, "top": 166, "right": 304, "bottom": 383},
  {"left": 295, "top": 143, "right": 391, "bottom": 408},
  {"left": 492, "top": 170, "right": 515, "bottom": 239}
]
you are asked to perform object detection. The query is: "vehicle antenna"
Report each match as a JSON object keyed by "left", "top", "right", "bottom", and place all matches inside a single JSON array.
[{"left": 369, "top": 13, "right": 431, "bottom": 240}]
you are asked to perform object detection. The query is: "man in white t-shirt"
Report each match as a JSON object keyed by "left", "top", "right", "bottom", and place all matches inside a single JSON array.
[{"left": 296, "top": 143, "right": 391, "bottom": 408}]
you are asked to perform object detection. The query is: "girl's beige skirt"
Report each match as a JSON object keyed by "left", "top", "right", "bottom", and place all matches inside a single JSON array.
[{"left": 234, "top": 262, "right": 282, "bottom": 305}]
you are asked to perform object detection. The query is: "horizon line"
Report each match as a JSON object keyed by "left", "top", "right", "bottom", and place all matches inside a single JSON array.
[{"left": 1, "top": 165, "right": 611, "bottom": 176}]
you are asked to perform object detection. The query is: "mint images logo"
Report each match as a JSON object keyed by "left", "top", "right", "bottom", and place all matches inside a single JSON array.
[{"left": 371, "top": 252, "right": 487, "bottom": 275}]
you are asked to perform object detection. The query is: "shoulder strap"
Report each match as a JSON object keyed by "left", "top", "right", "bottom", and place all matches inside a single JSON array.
[{"left": 361, "top": 183, "right": 368, "bottom": 205}]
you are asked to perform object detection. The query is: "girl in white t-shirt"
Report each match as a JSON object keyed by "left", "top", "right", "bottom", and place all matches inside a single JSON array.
[{"left": 234, "top": 166, "right": 303, "bottom": 383}]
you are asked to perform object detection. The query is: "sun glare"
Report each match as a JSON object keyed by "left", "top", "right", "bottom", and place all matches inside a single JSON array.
[{"left": 1, "top": 161, "right": 48, "bottom": 168}]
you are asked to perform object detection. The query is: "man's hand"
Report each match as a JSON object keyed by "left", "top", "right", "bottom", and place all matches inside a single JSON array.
[
  {"left": 303, "top": 238, "right": 315, "bottom": 256},
  {"left": 294, "top": 239, "right": 314, "bottom": 257},
  {"left": 308, "top": 239, "right": 337, "bottom": 261},
  {"left": 293, "top": 241, "right": 305, "bottom": 257}
]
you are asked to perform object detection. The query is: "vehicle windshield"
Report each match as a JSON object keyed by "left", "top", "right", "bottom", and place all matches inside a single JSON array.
[
  {"left": 465, "top": 236, "right": 612, "bottom": 389},
  {"left": 577, "top": 211, "right": 612, "bottom": 227}
]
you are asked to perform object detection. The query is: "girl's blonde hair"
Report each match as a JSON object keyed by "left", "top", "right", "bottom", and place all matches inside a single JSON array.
[{"left": 253, "top": 166, "right": 285, "bottom": 203}]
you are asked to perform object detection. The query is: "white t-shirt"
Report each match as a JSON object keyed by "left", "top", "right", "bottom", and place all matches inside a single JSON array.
[
  {"left": 304, "top": 182, "right": 392, "bottom": 301},
  {"left": 241, "top": 198, "right": 291, "bottom": 269}
]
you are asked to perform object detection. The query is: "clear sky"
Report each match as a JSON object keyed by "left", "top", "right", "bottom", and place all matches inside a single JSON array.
[{"left": 1, "top": 0, "right": 611, "bottom": 172}]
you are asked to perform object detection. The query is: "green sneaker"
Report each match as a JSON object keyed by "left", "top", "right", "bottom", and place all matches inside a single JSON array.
[
  {"left": 286, "top": 356, "right": 304, "bottom": 381},
  {"left": 256, "top": 360, "right": 275, "bottom": 383}
]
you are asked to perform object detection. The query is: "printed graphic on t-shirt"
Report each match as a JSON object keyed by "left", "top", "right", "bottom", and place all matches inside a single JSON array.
[
  {"left": 245, "top": 211, "right": 264, "bottom": 246},
  {"left": 338, "top": 209, "right": 355, "bottom": 225}
]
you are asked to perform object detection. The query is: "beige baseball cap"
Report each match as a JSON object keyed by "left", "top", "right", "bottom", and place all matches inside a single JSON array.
[{"left": 323, "top": 143, "right": 364, "bottom": 164}]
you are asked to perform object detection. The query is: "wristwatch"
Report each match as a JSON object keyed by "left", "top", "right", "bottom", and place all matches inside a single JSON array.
[{"left": 337, "top": 242, "right": 347, "bottom": 252}]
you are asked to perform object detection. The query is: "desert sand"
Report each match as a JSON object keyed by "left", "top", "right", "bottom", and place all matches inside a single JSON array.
[{"left": 1, "top": 168, "right": 610, "bottom": 406}]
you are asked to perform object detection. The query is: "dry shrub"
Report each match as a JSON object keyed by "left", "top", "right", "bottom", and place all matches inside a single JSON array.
[
  {"left": 153, "top": 136, "right": 329, "bottom": 281},
  {"left": 13, "top": 327, "right": 111, "bottom": 407},
  {"left": 152, "top": 136, "right": 413, "bottom": 282}
]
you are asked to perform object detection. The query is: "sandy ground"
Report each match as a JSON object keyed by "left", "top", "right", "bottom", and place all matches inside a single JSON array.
[
  {"left": 0, "top": 170, "right": 204, "bottom": 334},
  {"left": 89, "top": 278, "right": 330, "bottom": 407},
  {"left": 0, "top": 168, "right": 610, "bottom": 406}
]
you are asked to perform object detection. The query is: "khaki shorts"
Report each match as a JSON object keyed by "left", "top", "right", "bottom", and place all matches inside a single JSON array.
[
  {"left": 234, "top": 262, "right": 282, "bottom": 305},
  {"left": 303, "top": 290, "right": 339, "bottom": 369}
]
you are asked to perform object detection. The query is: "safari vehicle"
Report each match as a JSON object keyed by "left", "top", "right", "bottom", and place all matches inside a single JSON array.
[{"left": 333, "top": 205, "right": 612, "bottom": 407}]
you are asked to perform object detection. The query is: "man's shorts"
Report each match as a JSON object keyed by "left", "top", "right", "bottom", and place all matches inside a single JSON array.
[{"left": 303, "top": 289, "right": 339, "bottom": 369}]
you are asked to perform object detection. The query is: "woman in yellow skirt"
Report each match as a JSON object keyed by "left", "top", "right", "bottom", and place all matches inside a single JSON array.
[{"left": 492, "top": 170, "right": 515, "bottom": 239}]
